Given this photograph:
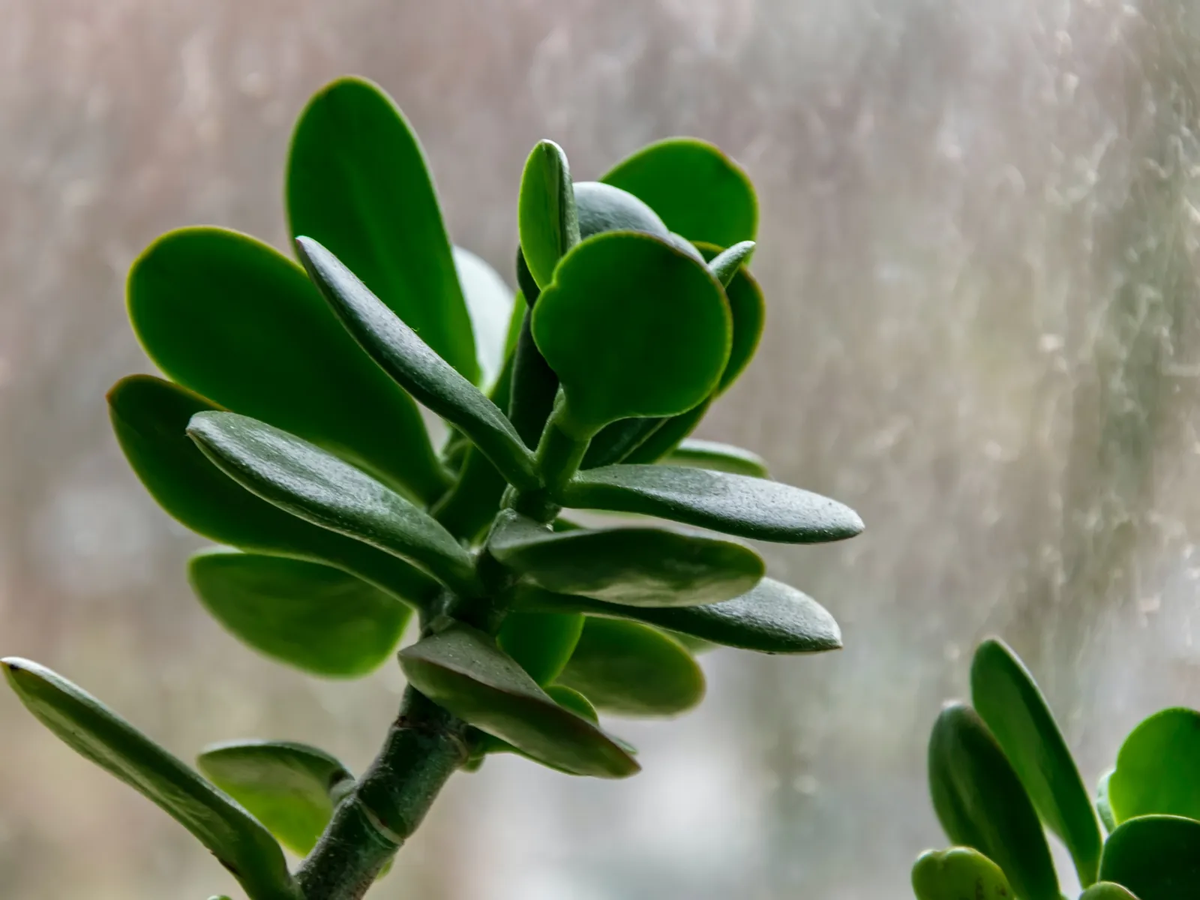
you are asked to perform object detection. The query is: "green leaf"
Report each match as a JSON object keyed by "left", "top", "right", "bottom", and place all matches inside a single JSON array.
[
  {"left": 695, "top": 242, "right": 766, "bottom": 396},
  {"left": 531, "top": 232, "right": 731, "bottom": 438},
  {"left": 186, "top": 411, "right": 478, "bottom": 595},
  {"left": 1097, "top": 769, "right": 1117, "bottom": 832},
  {"left": 574, "top": 181, "right": 670, "bottom": 241},
  {"left": 517, "top": 577, "right": 841, "bottom": 655},
  {"left": 286, "top": 76, "right": 477, "bottom": 382},
  {"left": 497, "top": 611, "right": 585, "bottom": 686},
  {"left": 563, "top": 464, "right": 863, "bottom": 544},
  {"left": 127, "top": 227, "right": 445, "bottom": 504},
  {"left": 188, "top": 551, "right": 411, "bottom": 678},
  {"left": 196, "top": 740, "right": 353, "bottom": 856},
  {"left": 601, "top": 138, "right": 758, "bottom": 248},
  {"left": 545, "top": 685, "right": 597, "bottom": 722},
  {"left": 108, "top": 376, "right": 439, "bottom": 607},
  {"left": 557, "top": 618, "right": 705, "bottom": 717},
  {"left": 970, "top": 638, "right": 1102, "bottom": 887},
  {"left": 1099, "top": 815, "right": 1200, "bottom": 900},
  {"left": 490, "top": 509, "right": 763, "bottom": 607},
  {"left": 1080, "top": 884, "right": 1141, "bottom": 900},
  {"left": 296, "top": 238, "right": 537, "bottom": 490},
  {"left": 2, "top": 659, "right": 297, "bottom": 900},
  {"left": 453, "top": 247, "right": 515, "bottom": 389},
  {"left": 518, "top": 140, "right": 580, "bottom": 289},
  {"left": 708, "top": 241, "right": 756, "bottom": 287},
  {"left": 399, "top": 624, "right": 638, "bottom": 778},
  {"left": 911, "top": 847, "right": 1014, "bottom": 900},
  {"left": 1109, "top": 707, "right": 1200, "bottom": 824},
  {"left": 665, "top": 439, "right": 769, "bottom": 477},
  {"left": 927, "top": 702, "right": 1059, "bottom": 900}
]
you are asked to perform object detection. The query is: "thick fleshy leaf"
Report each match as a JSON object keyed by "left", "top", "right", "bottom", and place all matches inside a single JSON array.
[
  {"left": 665, "top": 439, "right": 769, "bottom": 478},
  {"left": 574, "top": 181, "right": 670, "bottom": 241},
  {"left": 531, "top": 232, "right": 731, "bottom": 438},
  {"left": 497, "top": 611, "right": 585, "bottom": 686},
  {"left": 545, "top": 685, "right": 597, "bottom": 722},
  {"left": 1109, "top": 707, "right": 1200, "bottom": 824},
  {"left": 557, "top": 618, "right": 705, "bottom": 717},
  {"left": 602, "top": 138, "right": 757, "bottom": 248},
  {"left": 708, "top": 241, "right": 756, "bottom": 286},
  {"left": 490, "top": 510, "right": 762, "bottom": 607},
  {"left": 108, "top": 376, "right": 438, "bottom": 607},
  {"left": 518, "top": 140, "right": 580, "bottom": 289},
  {"left": 928, "top": 703, "right": 1059, "bottom": 900},
  {"left": 2, "top": 659, "right": 297, "bottom": 900},
  {"left": 1080, "top": 885, "right": 1141, "bottom": 900},
  {"left": 286, "top": 76, "right": 477, "bottom": 381},
  {"left": 1097, "top": 769, "right": 1117, "bottom": 832},
  {"left": 695, "top": 242, "right": 766, "bottom": 396},
  {"left": 399, "top": 624, "right": 638, "bottom": 778},
  {"left": 971, "top": 638, "right": 1101, "bottom": 886},
  {"left": 911, "top": 847, "right": 1014, "bottom": 900},
  {"left": 187, "top": 412, "right": 478, "bottom": 595},
  {"left": 517, "top": 577, "right": 841, "bottom": 655},
  {"left": 296, "top": 238, "right": 537, "bottom": 491},
  {"left": 188, "top": 552, "right": 411, "bottom": 678},
  {"left": 197, "top": 740, "right": 353, "bottom": 856},
  {"left": 127, "top": 227, "right": 445, "bottom": 503},
  {"left": 453, "top": 247, "right": 515, "bottom": 389},
  {"left": 1099, "top": 815, "right": 1200, "bottom": 900},
  {"left": 563, "top": 464, "right": 863, "bottom": 544}
]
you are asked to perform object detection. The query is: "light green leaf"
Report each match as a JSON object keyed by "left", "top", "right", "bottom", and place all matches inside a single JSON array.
[
  {"left": 498, "top": 611, "right": 585, "bottom": 686},
  {"left": 665, "top": 439, "right": 769, "bottom": 477},
  {"left": 1099, "top": 815, "right": 1200, "bottom": 900},
  {"left": 1080, "top": 884, "right": 1141, "bottom": 900},
  {"left": 1109, "top": 707, "right": 1200, "bottom": 824},
  {"left": 545, "top": 685, "right": 597, "bottom": 722},
  {"left": 708, "top": 240, "right": 756, "bottom": 286},
  {"left": 453, "top": 247, "right": 515, "bottom": 389},
  {"left": 1097, "top": 769, "right": 1116, "bottom": 833},
  {"left": 518, "top": 140, "right": 580, "bottom": 289},
  {"left": 911, "top": 847, "right": 1014, "bottom": 900}
]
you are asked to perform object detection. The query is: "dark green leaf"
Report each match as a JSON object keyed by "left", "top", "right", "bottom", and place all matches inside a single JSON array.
[
  {"left": 708, "top": 240, "right": 756, "bottom": 287},
  {"left": 557, "top": 618, "right": 705, "bottom": 717},
  {"left": 188, "top": 552, "right": 411, "bottom": 678},
  {"left": 508, "top": 303, "right": 560, "bottom": 448},
  {"left": 602, "top": 138, "right": 757, "bottom": 248},
  {"left": 665, "top": 439, "right": 769, "bottom": 478},
  {"left": 695, "top": 242, "right": 766, "bottom": 396},
  {"left": 197, "top": 740, "right": 353, "bottom": 856},
  {"left": 562, "top": 464, "right": 863, "bottom": 544},
  {"left": 928, "top": 702, "right": 1059, "bottom": 900},
  {"left": 971, "top": 638, "right": 1101, "bottom": 887},
  {"left": 517, "top": 577, "right": 841, "bottom": 655},
  {"left": 127, "top": 227, "right": 445, "bottom": 504},
  {"left": 399, "top": 624, "right": 638, "bottom": 778},
  {"left": 490, "top": 509, "right": 763, "bottom": 607},
  {"left": 1099, "top": 815, "right": 1200, "bottom": 900},
  {"left": 581, "top": 418, "right": 663, "bottom": 469},
  {"left": 911, "top": 847, "right": 1014, "bottom": 900},
  {"left": 1080, "top": 884, "right": 1141, "bottom": 900},
  {"left": 518, "top": 140, "right": 580, "bottom": 289},
  {"left": 108, "top": 376, "right": 439, "bottom": 607},
  {"left": 497, "top": 611, "right": 585, "bottom": 686},
  {"left": 1097, "top": 769, "right": 1117, "bottom": 833},
  {"left": 2, "top": 659, "right": 297, "bottom": 900},
  {"left": 531, "top": 232, "right": 731, "bottom": 437},
  {"left": 453, "top": 247, "right": 515, "bottom": 389},
  {"left": 620, "top": 403, "right": 710, "bottom": 466},
  {"left": 574, "top": 181, "right": 670, "bottom": 240},
  {"left": 1109, "top": 707, "right": 1200, "bottom": 824},
  {"left": 187, "top": 412, "right": 478, "bottom": 595},
  {"left": 286, "top": 76, "right": 477, "bottom": 381}
]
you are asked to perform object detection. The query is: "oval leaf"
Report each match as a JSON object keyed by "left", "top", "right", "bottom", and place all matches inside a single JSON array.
[
  {"left": 665, "top": 439, "right": 769, "bottom": 478},
  {"left": 562, "top": 464, "right": 863, "bottom": 544},
  {"left": 2, "top": 659, "right": 297, "bottom": 900},
  {"left": 911, "top": 847, "right": 1014, "bottom": 900},
  {"left": 189, "top": 551, "right": 411, "bottom": 678},
  {"left": 1081, "top": 884, "right": 1141, "bottom": 900},
  {"left": 286, "top": 76, "right": 477, "bottom": 381},
  {"left": 1109, "top": 707, "right": 1200, "bottom": 824},
  {"left": 971, "top": 638, "right": 1102, "bottom": 886},
  {"left": 531, "top": 232, "right": 731, "bottom": 437},
  {"left": 557, "top": 618, "right": 705, "bottom": 717},
  {"left": 127, "top": 227, "right": 445, "bottom": 503},
  {"left": 497, "top": 611, "right": 585, "bottom": 686},
  {"left": 490, "top": 510, "right": 763, "bottom": 607},
  {"left": 518, "top": 140, "right": 580, "bottom": 289},
  {"left": 928, "top": 702, "right": 1060, "bottom": 900},
  {"left": 454, "top": 247, "right": 516, "bottom": 389},
  {"left": 574, "top": 181, "right": 670, "bottom": 241},
  {"left": 1099, "top": 815, "right": 1200, "bottom": 900},
  {"left": 197, "top": 740, "right": 352, "bottom": 856},
  {"left": 398, "top": 624, "right": 638, "bottom": 778},
  {"left": 187, "top": 411, "right": 478, "bottom": 595}
]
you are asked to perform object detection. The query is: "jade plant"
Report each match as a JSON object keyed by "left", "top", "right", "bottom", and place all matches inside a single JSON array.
[
  {"left": 2, "top": 76, "right": 864, "bottom": 899},
  {"left": 913, "top": 638, "right": 1200, "bottom": 900}
]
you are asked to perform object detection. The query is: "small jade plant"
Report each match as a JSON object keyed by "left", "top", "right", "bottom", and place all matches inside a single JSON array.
[
  {"left": 3, "top": 77, "right": 864, "bottom": 900},
  {"left": 914, "top": 639, "right": 1200, "bottom": 900}
]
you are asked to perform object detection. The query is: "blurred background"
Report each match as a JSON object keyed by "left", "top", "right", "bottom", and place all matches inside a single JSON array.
[{"left": 4, "top": 0, "right": 1200, "bottom": 897}]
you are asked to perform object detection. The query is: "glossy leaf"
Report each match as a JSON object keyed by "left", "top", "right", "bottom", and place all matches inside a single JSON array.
[
  {"left": 665, "top": 439, "right": 769, "bottom": 478},
  {"left": 399, "top": 624, "right": 638, "bottom": 778},
  {"left": 602, "top": 138, "right": 757, "bottom": 248},
  {"left": 197, "top": 740, "right": 353, "bottom": 856},
  {"left": 531, "top": 232, "right": 731, "bottom": 437},
  {"left": 545, "top": 685, "right": 597, "bottom": 722},
  {"left": 573, "top": 181, "right": 670, "bottom": 241},
  {"left": 928, "top": 702, "right": 1059, "bottom": 900},
  {"left": 518, "top": 577, "right": 841, "bottom": 655},
  {"left": 453, "top": 247, "right": 515, "bottom": 388},
  {"left": 620, "top": 403, "right": 710, "bottom": 466},
  {"left": 1080, "top": 884, "right": 1141, "bottom": 900},
  {"left": 1099, "top": 815, "right": 1200, "bottom": 900},
  {"left": 563, "top": 464, "right": 863, "bottom": 544},
  {"left": 498, "top": 611, "right": 585, "bottom": 686},
  {"left": 188, "top": 412, "right": 478, "bottom": 595},
  {"left": 911, "top": 847, "right": 1014, "bottom": 900},
  {"left": 1097, "top": 769, "right": 1117, "bottom": 832},
  {"left": 188, "top": 552, "right": 411, "bottom": 678},
  {"left": 708, "top": 240, "right": 756, "bottom": 286},
  {"left": 127, "top": 227, "right": 445, "bottom": 503},
  {"left": 108, "top": 376, "right": 439, "bottom": 607},
  {"left": 557, "top": 618, "right": 705, "bottom": 717},
  {"left": 286, "top": 76, "right": 477, "bottom": 381},
  {"left": 1109, "top": 707, "right": 1200, "bottom": 824},
  {"left": 296, "top": 238, "right": 538, "bottom": 491},
  {"left": 696, "top": 242, "right": 766, "bottom": 396},
  {"left": 2, "top": 659, "right": 297, "bottom": 900},
  {"left": 508, "top": 303, "right": 560, "bottom": 448},
  {"left": 971, "top": 638, "right": 1101, "bottom": 886},
  {"left": 518, "top": 140, "right": 580, "bottom": 289}
]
